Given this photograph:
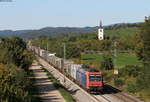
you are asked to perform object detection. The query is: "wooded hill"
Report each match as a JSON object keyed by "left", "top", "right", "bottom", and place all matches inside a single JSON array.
[
  {"left": 0, "top": 23, "right": 140, "bottom": 39},
  {"left": 0, "top": 30, "right": 32, "bottom": 36}
]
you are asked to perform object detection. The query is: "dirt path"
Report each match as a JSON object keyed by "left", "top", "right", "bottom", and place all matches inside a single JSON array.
[{"left": 30, "top": 61, "right": 66, "bottom": 102}]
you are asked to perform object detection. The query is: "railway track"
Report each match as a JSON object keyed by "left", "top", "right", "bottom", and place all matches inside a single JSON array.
[
  {"left": 92, "top": 84, "right": 144, "bottom": 102},
  {"left": 93, "top": 92, "right": 143, "bottom": 102},
  {"left": 37, "top": 55, "right": 143, "bottom": 102},
  {"left": 93, "top": 95, "right": 112, "bottom": 102},
  {"left": 109, "top": 85, "right": 143, "bottom": 102}
]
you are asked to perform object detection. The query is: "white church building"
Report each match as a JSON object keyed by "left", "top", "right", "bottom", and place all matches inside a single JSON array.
[{"left": 98, "top": 21, "right": 104, "bottom": 40}]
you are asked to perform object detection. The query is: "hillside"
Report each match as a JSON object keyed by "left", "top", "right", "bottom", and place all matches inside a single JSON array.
[
  {"left": 0, "top": 23, "right": 140, "bottom": 39},
  {"left": 67, "top": 27, "right": 139, "bottom": 40},
  {"left": 0, "top": 30, "right": 33, "bottom": 37},
  {"left": 105, "top": 27, "right": 139, "bottom": 40},
  {"left": 18, "top": 27, "right": 98, "bottom": 39}
]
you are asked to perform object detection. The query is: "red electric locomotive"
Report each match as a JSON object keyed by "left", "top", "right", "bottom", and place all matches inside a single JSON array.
[
  {"left": 76, "top": 66, "right": 103, "bottom": 92},
  {"left": 86, "top": 71, "right": 103, "bottom": 91}
]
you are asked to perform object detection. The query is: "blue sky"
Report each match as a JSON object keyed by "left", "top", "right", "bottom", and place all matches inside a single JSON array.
[{"left": 0, "top": 0, "right": 150, "bottom": 30}]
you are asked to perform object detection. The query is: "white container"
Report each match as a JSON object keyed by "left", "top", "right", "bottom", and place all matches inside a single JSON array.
[
  {"left": 55, "top": 57, "right": 63, "bottom": 69},
  {"left": 70, "top": 64, "right": 82, "bottom": 79},
  {"left": 40, "top": 49, "right": 44, "bottom": 56},
  {"left": 63, "top": 60, "right": 74, "bottom": 74}
]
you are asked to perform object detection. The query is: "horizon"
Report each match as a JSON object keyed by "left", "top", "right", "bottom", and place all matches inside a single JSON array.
[
  {"left": 0, "top": 22, "right": 142, "bottom": 31},
  {"left": 0, "top": 0, "right": 149, "bottom": 30}
]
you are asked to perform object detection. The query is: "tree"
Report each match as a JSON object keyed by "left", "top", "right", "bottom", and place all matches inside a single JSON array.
[
  {"left": 136, "top": 17, "right": 150, "bottom": 89},
  {"left": 136, "top": 17, "right": 150, "bottom": 65},
  {"left": 0, "top": 37, "right": 33, "bottom": 102},
  {"left": 0, "top": 37, "right": 32, "bottom": 70},
  {"left": 100, "top": 54, "right": 114, "bottom": 70},
  {"left": 68, "top": 36, "right": 77, "bottom": 42},
  {"left": 66, "top": 43, "right": 81, "bottom": 59}
]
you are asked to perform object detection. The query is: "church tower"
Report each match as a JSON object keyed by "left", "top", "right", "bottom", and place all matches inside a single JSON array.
[{"left": 98, "top": 21, "right": 104, "bottom": 40}]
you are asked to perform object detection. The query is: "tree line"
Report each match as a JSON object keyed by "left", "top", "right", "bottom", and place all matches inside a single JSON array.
[
  {"left": 0, "top": 37, "right": 33, "bottom": 102},
  {"left": 31, "top": 35, "right": 137, "bottom": 59}
]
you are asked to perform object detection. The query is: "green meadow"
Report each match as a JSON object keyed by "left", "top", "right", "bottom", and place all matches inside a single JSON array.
[{"left": 81, "top": 53, "right": 141, "bottom": 68}]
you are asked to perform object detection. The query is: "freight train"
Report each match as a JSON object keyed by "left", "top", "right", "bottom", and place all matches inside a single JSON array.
[{"left": 28, "top": 45, "right": 104, "bottom": 92}]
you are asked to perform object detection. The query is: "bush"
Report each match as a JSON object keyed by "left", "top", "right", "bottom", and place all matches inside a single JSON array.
[
  {"left": 142, "top": 88, "right": 150, "bottom": 98},
  {"left": 127, "top": 83, "right": 140, "bottom": 93},
  {"left": 103, "top": 72, "right": 114, "bottom": 82},
  {"left": 114, "top": 79, "right": 125, "bottom": 87},
  {"left": 0, "top": 64, "right": 31, "bottom": 102},
  {"left": 120, "top": 65, "right": 142, "bottom": 77},
  {"left": 136, "top": 66, "right": 150, "bottom": 89}
]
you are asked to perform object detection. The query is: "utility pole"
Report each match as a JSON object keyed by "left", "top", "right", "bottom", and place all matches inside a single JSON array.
[
  {"left": 64, "top": 43, "right": 66, "bottom": 60},
  {"left": 63, "top": 43, "right": 66, "bottom": 86},
  {"left": 47, "top": 42, "right": 48, "bottom": 51},
  {"left": 47, "top": 42, "right": 49, "bottom": 59},
  {"left": 114, "top": 41, "right": 118, "bottom": 75},
  {"left": 114, "top": 41, "right": 117, "bottom": 67}
]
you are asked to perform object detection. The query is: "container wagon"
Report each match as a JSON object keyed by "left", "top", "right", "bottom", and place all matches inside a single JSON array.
[
  {"left": 70, "top": 64, "right": 82, "bottom": 79},
  {"left": 28, "top": 45, "right": 104, "bottom": 92}
]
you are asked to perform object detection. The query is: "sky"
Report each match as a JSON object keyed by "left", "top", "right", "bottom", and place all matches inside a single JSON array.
[{"left": 0, "top": 0, "right": 150, "bottom": 30}]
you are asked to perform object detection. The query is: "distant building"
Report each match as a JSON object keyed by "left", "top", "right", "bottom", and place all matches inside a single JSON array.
[{"left": 98, "top": 21, "right": 104, "bottom": 40}]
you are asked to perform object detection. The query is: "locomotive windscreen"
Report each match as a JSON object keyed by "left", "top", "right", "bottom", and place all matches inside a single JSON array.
[{"left": 89, "top": 74, "right": 102, "bottom": 81}]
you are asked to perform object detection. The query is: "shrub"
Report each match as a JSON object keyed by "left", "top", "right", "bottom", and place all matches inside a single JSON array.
[
  {"left": 136, "top": 66, "right": 150, "bottom": 89},
  {"left": 0, "top": 64, "right": 31, "bottom": 102},
  {"left": 103, "top": 72, "right": 113, "bottom": 82},
  {"left": 114, "top": 79, "right": 125, "bottom": 87},
  {"left": 127, "top": 83, "right": 140, "bottom": 93},
  {"left": 120, "top": 65, "right": 142, "bottom": 77}
]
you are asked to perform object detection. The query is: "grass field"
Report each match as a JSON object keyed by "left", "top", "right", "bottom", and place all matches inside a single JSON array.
[{"left": 81, "top": 53, "right": 141, "bottom": 68}]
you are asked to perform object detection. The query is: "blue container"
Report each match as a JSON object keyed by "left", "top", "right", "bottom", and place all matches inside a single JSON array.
[{"left": 76, "top": 68, "right": 86, "bottom": 88}]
